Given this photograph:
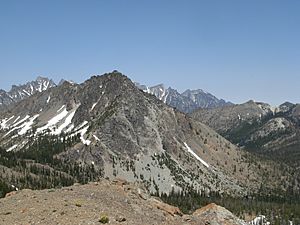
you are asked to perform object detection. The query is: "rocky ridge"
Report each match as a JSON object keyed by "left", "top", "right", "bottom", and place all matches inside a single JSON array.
[
  {"left": 191, "top": 100, "right": 300, "bottom": 167},
  {"left": 135, "top": 83, "right": 232, "bottom": 113},
  {"left": 0, "top": 76, "right": 55, "bottom": 111}
]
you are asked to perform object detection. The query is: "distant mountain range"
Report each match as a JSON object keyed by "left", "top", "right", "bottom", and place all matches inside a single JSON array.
[
  {"left": 2, "top": 76, "right": 299, "bottom": 170},
  {"left": 0, "top": 77, "right": 56, "bottom": 110},
  {"left": 135, "top": 83, "right": 233, "bottom": 113},
  {"left": 191, "top": 100, "right": 300, "bottom": 167},
  {"left": 0, "top": 77, "right": 232, "bottom": 114}
]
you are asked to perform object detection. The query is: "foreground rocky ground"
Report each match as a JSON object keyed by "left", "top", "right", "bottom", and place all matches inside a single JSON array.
[{"left": 0, "top": 179, "right": 247, "bottom": 225}]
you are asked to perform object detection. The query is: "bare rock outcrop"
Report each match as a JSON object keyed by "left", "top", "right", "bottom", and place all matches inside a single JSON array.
[{"left": 193, "top": 203, "right": 247, "bottom": 225}]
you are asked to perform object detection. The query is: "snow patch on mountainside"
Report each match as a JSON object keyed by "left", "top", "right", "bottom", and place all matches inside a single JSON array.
[
  {"left": 6, "top": 144, "right": 18, "bottom": 152},
  {"left": 0, "top": 116, "right": 15, "bottom": 129},
  {"left": 184, "top": 142, "right": 209, "bottom": 168},
  {"left": 249, "top": 215, "right": 270, "bottom": 225},
  {"left": 37, "top": 107, "right": 68, "bottom": 134},
  {"left": 3, "top": 115, "right": 31, "bottom": 137},
  {"left": 75, "top": 121, "right": 88, "bottom": 131},
  {"left": 79, "top": 125, "right": 91, "bottom": 145},
  {"left": 12, "top": 116, "right": 21, "bottom": 124},
  {"left": 52, "top": 109, "right": 77, "bottom": 135},
  {"left": 46, "top": 95, "right": 51, "bottom": 103},
  {"left": 36, "top": 105, "right": 79, "bottom": 135},
  {"left": 72, "top": 121, "right": 91, "bottom": 145},
  {"left": 64, "top": 124, "right": 75, "bottom": 134},
  {"left": 69, "top": 121, "right": 91, "bottom": 145},
  {"left": 57, "top": 105, "right": 65, "bottom": 113},
  {"left": 91, "top": 102, "right": 97, "bottom": 111},
  {"left": 18, "top": 114, "right": 39, "bottom": 135},
  {"left": 93, "top": 134, "right": 100, "bottom": 141},
  {"left": 11, "top": 115, "right": 30, "bottom": 128}
]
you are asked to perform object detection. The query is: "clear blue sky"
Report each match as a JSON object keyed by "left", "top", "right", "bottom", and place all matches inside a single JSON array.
[{"left": 0, "top": 0, "right": 299, "bottom": 105}]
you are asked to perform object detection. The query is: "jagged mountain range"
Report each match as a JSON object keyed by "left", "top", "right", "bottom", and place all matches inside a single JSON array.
[
  {"left": 135, "top": 83, "right": 233, "bottom": 113},
  {"left": 1, "top": 76, "right": 232, "bottom": 115},
  {"left": 0, "top": 71, "right": 298, "bottom": 198},
  {"left": 0, "top": 77, "right": 56, "bottom": 110},
  {"left": 191, "top": 100, "right": 300, "bottom": 167}
]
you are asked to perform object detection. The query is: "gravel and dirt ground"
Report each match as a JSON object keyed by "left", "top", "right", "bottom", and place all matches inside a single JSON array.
[{"left": 0, "top": 179, "right": 246, "bottom": 225}]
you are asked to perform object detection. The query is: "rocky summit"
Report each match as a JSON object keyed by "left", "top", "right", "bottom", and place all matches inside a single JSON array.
[{"left": 0, "top": 179, "right": 247, "bottom": 225}]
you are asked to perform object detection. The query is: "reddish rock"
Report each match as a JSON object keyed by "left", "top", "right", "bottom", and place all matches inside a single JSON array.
[{"left": 5, "top": 191, "right": 17, "bottom": 198}]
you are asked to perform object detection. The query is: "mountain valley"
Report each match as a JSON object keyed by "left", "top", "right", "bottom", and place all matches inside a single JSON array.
[{"left": 191, "top": 100, "right": 300, "bottom": 168}]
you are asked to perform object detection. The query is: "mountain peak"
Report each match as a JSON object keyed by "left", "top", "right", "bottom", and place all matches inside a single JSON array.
[
  {"left": 58, "top": 79, "right": 75, "bottom": 86},
  {"left": 153, "top": 83, "right": 165, "bottom": 88},
  {"left": 0, "top": 76, "right": 56, "bottom": 110},
  {"left": 135, "top": 82, "right": 232, "bottom": 113},
  {"left": 111, "top": 69, "right": 121, "bottom": 74}
]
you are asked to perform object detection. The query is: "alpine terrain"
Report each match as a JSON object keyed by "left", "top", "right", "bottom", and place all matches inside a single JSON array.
[
  {"left": 135, "top": 83, "right": 232, "bottom": 113},
  {"left": 0, "top": 76, "right": 56, "bottom": 111},
  {"left": 0, "top": 72, "right": 299, "bottom": 224},
  {"left": 0, "top": 179, "right": 251, "bottom": 225},
  {"left": 191, "top": 100, "right": 300, "bottom": 167}
]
